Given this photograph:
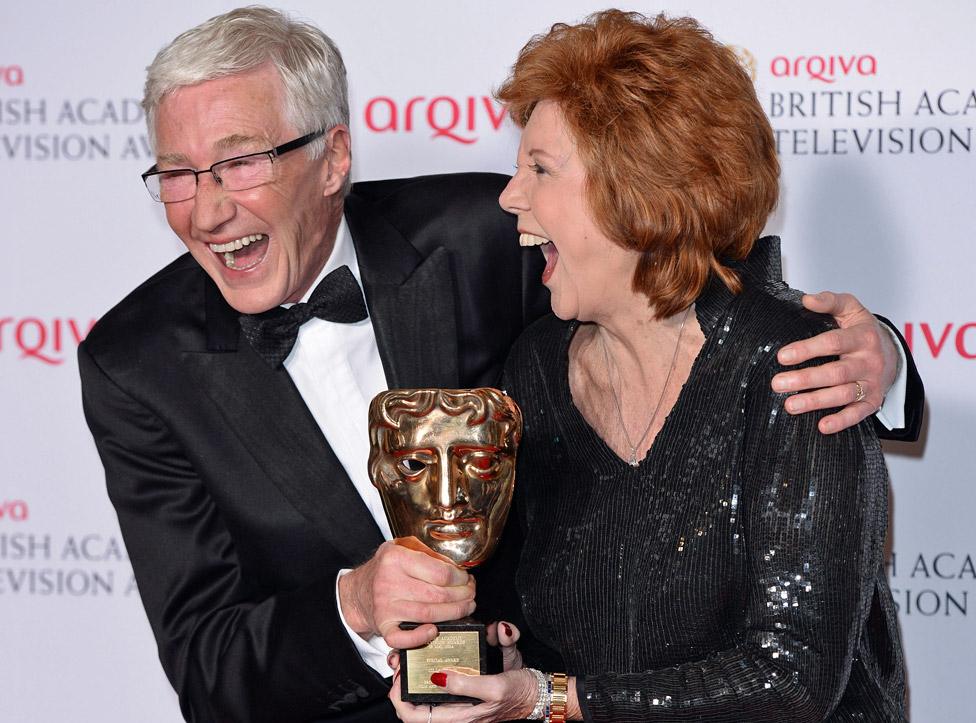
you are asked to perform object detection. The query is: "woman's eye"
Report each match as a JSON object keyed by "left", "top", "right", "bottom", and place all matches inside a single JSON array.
[{"left": 515, "top": 162, "right": 547, "bottom": 176}]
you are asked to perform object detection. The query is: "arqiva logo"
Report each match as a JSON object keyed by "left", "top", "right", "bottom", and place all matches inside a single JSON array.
[
  {"left": 0, "top": 317, "right": 97, "bottom": 365},
  {"left": 0, "top": 500, "right": 29, "bottom": 521},
  {"left": 0, "top": 65, "right": 23, "bottom": 86},
  {"left": 364, "top": 95, "right": 507, "bottom": 144},
  {"left": 770, "top": 54, "right": 877, "bottom": 84},
  {"left": 903, "top": 322, "right": 976, "bottom": 359}
]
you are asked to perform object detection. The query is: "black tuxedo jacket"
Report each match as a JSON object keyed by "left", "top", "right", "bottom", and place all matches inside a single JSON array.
[
  {"left": 79, "top": 173, "right": 922, "bottom": 723},
  {"left": 79, "top": 173, "right": 549, "bottom": 722}
]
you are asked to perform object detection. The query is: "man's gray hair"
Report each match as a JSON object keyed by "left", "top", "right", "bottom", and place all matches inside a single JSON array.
[{"left": 143, "top": 6, "right": 348, "bottom": 169}]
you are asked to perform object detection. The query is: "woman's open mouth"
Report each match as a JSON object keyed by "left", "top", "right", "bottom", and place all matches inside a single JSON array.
[{"left": 518, "top": 232, "right": 557, "bottom": 284}]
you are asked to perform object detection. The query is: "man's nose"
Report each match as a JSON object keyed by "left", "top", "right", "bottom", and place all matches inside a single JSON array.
[
  {"left": 191, "top": 172, "right": 236, "bottom": 233},
  {"left": 498, "top": 171, "right": 527, "bottom": 214}
]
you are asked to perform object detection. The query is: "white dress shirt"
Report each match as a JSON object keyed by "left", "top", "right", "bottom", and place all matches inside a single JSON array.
[
  {"left": 876, "top": 325, "right": 906, "bottom": 430},
  {"left": 282, "top": 216, "right": 394, "bottom": 677}
]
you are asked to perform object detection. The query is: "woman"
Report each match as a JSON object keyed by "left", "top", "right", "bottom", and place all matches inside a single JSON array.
[{"left": 391, "top": 10, "right": 905, "bottom": 722}]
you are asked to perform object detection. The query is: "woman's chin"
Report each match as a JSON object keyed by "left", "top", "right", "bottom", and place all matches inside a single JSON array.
[{"left": 548, "top": 294, "right": 580, "bottom": 321}]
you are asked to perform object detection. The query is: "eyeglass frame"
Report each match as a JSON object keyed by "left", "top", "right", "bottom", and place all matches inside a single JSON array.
[{"left": 140, "top": 128, "right": 326, "bottom": 203}]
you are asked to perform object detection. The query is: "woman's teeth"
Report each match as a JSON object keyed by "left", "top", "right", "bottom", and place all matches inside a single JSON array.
[
  {"left": 519, "top": 233, "right": 551, "bottom": 247},
  {"left": 209, "top": 234, "right": 266, "bottom": 253}
]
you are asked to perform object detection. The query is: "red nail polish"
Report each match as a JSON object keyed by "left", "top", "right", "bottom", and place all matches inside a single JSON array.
[
  {"left": 502, "top": 622, "right": 513, "bottom": 637},
  {"left": 430, "top": 672, "right": 448, "bottom": 687}
]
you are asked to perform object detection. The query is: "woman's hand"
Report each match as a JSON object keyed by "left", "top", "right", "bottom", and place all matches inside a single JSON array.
[
  {"left": 388, "top": 622, "right": 537, "bottom": 722},
  {"left": 389, "top": 667, "right": 539, "bottom": 723},
  {"left": 486, "top": 620, "right": 524, "bottom": 671}
]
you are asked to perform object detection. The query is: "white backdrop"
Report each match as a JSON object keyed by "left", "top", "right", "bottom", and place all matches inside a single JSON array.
[{"left": 1, "top": 1, "right": 973, "bottom": 720}]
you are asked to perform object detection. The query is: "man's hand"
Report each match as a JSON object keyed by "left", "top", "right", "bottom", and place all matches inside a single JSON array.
[
  {"left": 772, "top": 291, "right": 899, "bottom": 434},
  {"left": 338, "top": 539, "right": 476, "bottom": 650}
]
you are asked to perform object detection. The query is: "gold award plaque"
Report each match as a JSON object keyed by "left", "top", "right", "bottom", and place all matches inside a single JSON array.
[{"left": 405, "top": 631, "right": 483, "bottom": 697}]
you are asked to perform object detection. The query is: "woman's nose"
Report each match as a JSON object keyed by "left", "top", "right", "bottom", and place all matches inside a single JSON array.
[{"left": 499, "top": 170, "right": 528, "bottom": 214}]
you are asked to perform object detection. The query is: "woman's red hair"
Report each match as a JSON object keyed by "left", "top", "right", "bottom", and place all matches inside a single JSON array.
[{"left": 497, "top": 10, "right": 780, "bottom": 317}]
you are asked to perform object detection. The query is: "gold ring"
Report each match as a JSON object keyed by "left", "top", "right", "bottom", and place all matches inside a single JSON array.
[{"left": 854, "top": 381, "right": 866, "bottom": 403}]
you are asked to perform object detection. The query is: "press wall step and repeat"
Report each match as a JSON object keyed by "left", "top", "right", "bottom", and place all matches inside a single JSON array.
[{"left": 1, "top": 1, "right": 973, "bottom": 720}]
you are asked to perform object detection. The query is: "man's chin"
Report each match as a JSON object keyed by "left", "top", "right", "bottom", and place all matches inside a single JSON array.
[
  {"left": 189, "top": 247, "right": 283, "bottom": 314},
  {"left": 215, "top": 284, "right": 286, "bottom": 315},
  {"left": 206, "top": 267, "right": 285, "bottom": 315}
]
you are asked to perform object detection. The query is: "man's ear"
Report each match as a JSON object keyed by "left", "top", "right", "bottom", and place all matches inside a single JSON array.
[{"left": 321, "top": 124, "right": 351, "bottom": 197}]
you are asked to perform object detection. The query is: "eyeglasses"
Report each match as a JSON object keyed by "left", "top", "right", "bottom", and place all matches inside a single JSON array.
[{"left": 141, "top": 129, "right": 325, "bottom": 203}]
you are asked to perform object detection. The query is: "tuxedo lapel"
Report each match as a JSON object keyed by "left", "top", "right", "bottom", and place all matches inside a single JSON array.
[
  {"left": 182, "top": 187, "right": 464, "bottom": 563},
  {"left": 344, "top": 193, "right": 460, "bottom": 390},
  {"left": 185, "top": 279, "right": 384, "bottom": 565}
]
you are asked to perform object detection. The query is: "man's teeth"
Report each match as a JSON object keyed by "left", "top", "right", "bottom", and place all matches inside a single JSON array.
[
  {"left": 209, "top": 234, "right": 266, "bottom": 253},
  {"left": 519, "top": 233, "right": 551, "bottom": 247}
]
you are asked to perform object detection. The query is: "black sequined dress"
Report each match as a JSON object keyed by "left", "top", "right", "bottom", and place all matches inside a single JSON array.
[{"left": 502, "top": 243, "right": 906, "bottom": 722}]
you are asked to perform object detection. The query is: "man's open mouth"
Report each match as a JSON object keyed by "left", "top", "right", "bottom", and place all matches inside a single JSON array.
[{"left": 209, "top": 233, "right": 270, "bottom": 270}]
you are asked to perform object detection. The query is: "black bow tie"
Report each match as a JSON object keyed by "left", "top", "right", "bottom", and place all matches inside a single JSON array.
[{"left": 239, "top": 264, "right": 368, "bottom": 368}]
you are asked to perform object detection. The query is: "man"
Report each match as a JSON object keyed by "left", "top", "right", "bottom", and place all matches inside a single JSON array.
[{"left": 78, "top": 7, "right": 922, "bottom": 722}]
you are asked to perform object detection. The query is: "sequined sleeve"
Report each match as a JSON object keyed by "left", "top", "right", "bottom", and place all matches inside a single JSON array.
[{"left": 576, "top": 352, "right": 890, "bottom": 722}]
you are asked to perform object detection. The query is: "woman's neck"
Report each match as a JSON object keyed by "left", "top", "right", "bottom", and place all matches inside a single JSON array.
[
  {"left": 569, "top": 300, "right": 704, "bottom": 465},
  {"left": 584, "top": 294, "right": 696, "bottom": 380}
]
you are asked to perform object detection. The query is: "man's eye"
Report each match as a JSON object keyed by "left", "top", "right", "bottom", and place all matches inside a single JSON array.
[
  {"left": 227, "top": 157, "right": 259, "bottom": 169},
  {"left": 157, "top": 170, "right": 193, "bottom": 185}
]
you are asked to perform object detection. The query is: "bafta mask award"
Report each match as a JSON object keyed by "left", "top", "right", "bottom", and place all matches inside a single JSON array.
[{"left": 368, "top": 387, "right": 522, "bottom": 704}]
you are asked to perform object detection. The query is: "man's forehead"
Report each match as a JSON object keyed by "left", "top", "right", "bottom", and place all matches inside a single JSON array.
[{"left": 154, "top": 65, "right": 288, "bottom": 164}]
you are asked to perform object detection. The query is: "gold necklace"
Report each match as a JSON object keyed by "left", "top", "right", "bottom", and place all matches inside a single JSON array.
[{"left": 599, "top": 306, "right": 691, "bottom": 467}]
